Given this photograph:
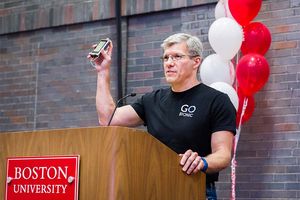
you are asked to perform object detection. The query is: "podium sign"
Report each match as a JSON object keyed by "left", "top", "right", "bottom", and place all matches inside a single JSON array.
[
  {"left": 0, "top": 127, "right": 206, "bottom": 199},
  {"left": 5, "top": 155, "right": 80, "bottom": 200}
]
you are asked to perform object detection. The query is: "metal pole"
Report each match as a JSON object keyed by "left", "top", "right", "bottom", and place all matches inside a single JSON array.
[{"left": 115, "top": 0, "right": 123, "bottom": 102}]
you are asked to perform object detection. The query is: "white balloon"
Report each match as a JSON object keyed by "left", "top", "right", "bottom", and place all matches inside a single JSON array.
[
  {"left": 210, "top": 82, "right": 239, "bottom": 110},
  {"left": 215, "top": 0, "right": 233, "bottom": 19},
  {"left": 200, "top": 54, "right": 233, "bottom": 86},
  {"left": 208, "top": 17, "right": 243, "bottom": 60}
]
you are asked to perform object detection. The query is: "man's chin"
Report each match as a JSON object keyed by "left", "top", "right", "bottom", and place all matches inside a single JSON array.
[{"left": 165, "top": 78, "right": 175, "bottom": 84}]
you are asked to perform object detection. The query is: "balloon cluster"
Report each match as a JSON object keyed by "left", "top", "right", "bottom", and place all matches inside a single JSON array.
[
  {"left": 201, "top": 1, "right": 272, "bottom": 199},
  {"left": 200, "top": 0, "right": 271, "bottom": 128}
]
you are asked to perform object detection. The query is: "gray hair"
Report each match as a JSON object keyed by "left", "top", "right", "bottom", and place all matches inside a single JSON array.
[{"left": 161, "top": 33, "right": 203, "bottom": 58}]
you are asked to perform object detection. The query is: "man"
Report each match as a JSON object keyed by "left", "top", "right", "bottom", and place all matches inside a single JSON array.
[{"left": 88, "top": 33, "right": 236, "bottom": 200}]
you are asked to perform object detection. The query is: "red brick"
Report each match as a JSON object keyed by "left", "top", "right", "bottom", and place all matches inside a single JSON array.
[
  {"left": 154, "top": 25, "right": 172, "bottom": 34},
  {"left": 133, "top": 86, "right": 153, "bottom": 94},
  {"left": 128, "top": 71, "right": 153, "bottom": 80},
  {"left": 272, "top": 41, "right": 297, "bottom": 50},
  {"left": 64, "top": 4, "right": 73, "bottom": 24},
  {"left": 273, "top": 24, "right": 299, "bottom": 33},
  {"left": 10, "top": 116, "right": 26, "bottom": 123}
]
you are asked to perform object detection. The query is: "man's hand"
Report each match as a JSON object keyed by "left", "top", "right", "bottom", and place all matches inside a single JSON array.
[
  {"left": 179, "top": 131, "right": 234, "bottom": 175},
  {"left": 87, "top": 39, "right": 113, "bottom": 72},
  {"left": 179, "top": 149, "right": 204, "bottom": 175}
]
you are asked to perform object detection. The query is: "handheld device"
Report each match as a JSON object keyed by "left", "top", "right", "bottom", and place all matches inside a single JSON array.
[{"left": 89, "top": 39, "right": 110, "bottom": 58}]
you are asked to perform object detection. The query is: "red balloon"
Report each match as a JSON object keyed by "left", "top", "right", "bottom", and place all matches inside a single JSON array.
[
  {"left": 236, "top": 53, "right": 270, "bottom": 96},
  {"left": 236, "top": 89, "right": 255, "bottom": 127},
  {"left": 241, "top": 22, "right": 271, "bottom": 55},
  {"left": 228, "top": 0, "right": 262, "bottom": 26}
]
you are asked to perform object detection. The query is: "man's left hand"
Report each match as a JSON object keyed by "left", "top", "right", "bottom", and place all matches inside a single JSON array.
[{"left": 179, "top": 149, "right": 203, "bottom": 175}]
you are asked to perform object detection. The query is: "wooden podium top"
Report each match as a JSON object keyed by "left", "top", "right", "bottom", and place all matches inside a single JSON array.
[{"left": 0, "top": 126, "right": 205, "bottom": 200}]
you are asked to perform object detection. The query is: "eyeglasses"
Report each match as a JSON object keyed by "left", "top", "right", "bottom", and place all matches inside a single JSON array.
[{"left": 160, "top": 54, "right": 198, "bottom": 62}]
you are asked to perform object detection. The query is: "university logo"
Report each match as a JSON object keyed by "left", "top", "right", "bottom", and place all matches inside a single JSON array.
[{"left": 179, "top": 104, "right": 196, "bottom": 118}]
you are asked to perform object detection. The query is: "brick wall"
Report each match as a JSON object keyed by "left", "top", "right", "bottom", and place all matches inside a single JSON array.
[
  {"left": 0, "top": 0, "right": 217, "bottom": 34},
  {"left": 1, "top": 0, "right": 300, "bottom": 199},
  {"left": 0, "top": 20, "right": 116, "bottom": 130},
  {"left": 232, "top": 0, "right": 300, "bottom": 199}
]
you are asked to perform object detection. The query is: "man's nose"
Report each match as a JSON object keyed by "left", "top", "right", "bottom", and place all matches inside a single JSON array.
[{"left": 165, "top": 60, "right": 175, "bottom": 67}]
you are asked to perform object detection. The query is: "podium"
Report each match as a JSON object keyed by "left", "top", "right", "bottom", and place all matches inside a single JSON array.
[{"left": 0, "top": 126, "right": 206, "bottom": 199}]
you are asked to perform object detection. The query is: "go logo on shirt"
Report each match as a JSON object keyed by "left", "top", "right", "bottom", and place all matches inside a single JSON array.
[{"left": 179, "top": 104, "right": 196, "bottom": 118}]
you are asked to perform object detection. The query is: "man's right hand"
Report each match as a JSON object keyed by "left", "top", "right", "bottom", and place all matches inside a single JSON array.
[{"left": 87, "top": 39, "right": 113, "bottom": 72}]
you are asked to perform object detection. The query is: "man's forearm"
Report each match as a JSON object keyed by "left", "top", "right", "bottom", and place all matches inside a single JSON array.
[
  {"left": 204, "top": 149, "right": 232, "bottom": 174},
  {"left": 96, "top": 71, "right": 115, "bottom": 125}
]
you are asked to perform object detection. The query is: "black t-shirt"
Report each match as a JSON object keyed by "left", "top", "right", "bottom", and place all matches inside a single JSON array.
[{"left": 131, "top": 83, "right": 236, "bottom": 183}]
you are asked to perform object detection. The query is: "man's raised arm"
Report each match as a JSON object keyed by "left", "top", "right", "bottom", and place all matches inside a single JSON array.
[{"left": 87, "top": 40, "right": 143, "bottom": 127}]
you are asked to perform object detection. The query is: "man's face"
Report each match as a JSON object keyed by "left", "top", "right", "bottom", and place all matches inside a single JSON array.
[{"left": 162, "top": 42, "right": 199, "bottom": 87}]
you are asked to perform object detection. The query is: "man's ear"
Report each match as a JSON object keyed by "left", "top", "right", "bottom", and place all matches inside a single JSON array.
[{"left": 193, "top": 56, "right": 202, "bottom": 70}]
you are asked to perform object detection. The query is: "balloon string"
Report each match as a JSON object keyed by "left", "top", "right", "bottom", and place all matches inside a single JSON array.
[
  {"left": 231, "top": 137, "right": 237, "bottom": 200},
  {"left": 223, "top": 0, "right": 228, "bottom": 17},
  {"left": 234, "top": 50, "right": 240, "bottom": 91},
  {"left": 231, "top": 97, "right": 248, "bottom": 200},
  {"left": 236, "top": 97, "right": 247, "bottom": 146}
]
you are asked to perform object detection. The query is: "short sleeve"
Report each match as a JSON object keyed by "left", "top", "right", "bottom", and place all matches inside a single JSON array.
[
  {"left": 210, "top": 93, "right": 236, "bottom": 135},
  {"left": 131, "top": 96, "right": 146, "bottom": 123}
]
